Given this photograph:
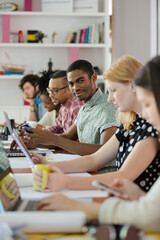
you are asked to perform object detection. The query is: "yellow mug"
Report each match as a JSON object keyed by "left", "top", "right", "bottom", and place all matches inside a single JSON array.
[
  {"left": 0, "top": 173, "right": 16, "bottom": 199},
  {"left": 33, "top": 164, "right": 52, "bottom": 191}
]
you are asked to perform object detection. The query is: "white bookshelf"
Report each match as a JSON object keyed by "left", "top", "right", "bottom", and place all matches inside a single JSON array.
[{"left": 0, "top": 0, "right": 111, "bottom": 120}]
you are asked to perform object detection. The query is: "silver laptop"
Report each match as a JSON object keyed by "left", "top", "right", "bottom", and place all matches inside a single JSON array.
[
  {"left": 0, "top": 143, "right": 38, "bottom": 212},
  {"left": 12, "top": 129, "right": 35, "bottom": 171},
  {"left": 3, "top": 111, "right": 25, "bottom": 157}
]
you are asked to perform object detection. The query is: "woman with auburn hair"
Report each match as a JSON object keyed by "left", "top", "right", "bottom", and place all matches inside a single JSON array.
[{"left": 31, "top": 55, "right": 160, "bottom": 194}]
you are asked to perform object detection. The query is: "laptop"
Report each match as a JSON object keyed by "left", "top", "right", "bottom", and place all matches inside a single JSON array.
[
  {"left": 12, "top": 128, "right": 35, "bottom": 171},
  {"left": 0, "top": 142, "right": 87, "bottom": 233},
  {"left": 3, "top": 111, "right": 46, "bottom": 158},
  {"left": 0, "top": 144, "right": 38, "bottom": 212},
  {"left": 3, "top": 111, "right": 26, "bottom": 157}
]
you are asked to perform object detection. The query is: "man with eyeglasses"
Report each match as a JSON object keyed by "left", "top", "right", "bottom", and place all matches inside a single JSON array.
[
  {"left": 26, "top": 60, "right": 118, "bottom": 164},
  {"left": 45, "top": 70, "right": 83, "bottom": 134}
]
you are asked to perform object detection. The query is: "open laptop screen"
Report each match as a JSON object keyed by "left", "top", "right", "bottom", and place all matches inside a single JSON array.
[
  {"left": 12, "top": 129, "right": 35, "bottom": 170},
  {"left": 3, "top": 111, "right": 13, "bottom": 136}
]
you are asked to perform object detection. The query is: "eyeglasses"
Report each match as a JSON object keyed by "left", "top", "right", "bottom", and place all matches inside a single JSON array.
[{"left": 46, "top": 86, "right": 69, "bottom": 94}]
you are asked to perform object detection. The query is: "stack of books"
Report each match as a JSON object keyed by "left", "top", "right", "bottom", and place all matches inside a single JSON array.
[{"left": 65, "top": 22, "right": 104, "bottom": 44}]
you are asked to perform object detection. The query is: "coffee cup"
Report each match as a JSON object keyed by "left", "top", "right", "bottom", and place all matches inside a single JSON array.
[
  {"left": 33, "top": 164, "right": 52, "bottom": 191},
  {"left": 0, "top": 173, "right": 16, "bottom": 199}
]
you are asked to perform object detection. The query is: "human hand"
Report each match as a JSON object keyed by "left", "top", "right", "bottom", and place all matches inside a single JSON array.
[
  {"left": 0, "top": 174, "right": 20, "bottom": 210},
  {"left": 10, "top": 132, "right": 37, "bottom": 150},
  {"left": 36, "top": 124, "right": 44, "bottom": 130},
  {"left": 37, "top": 193, "right": 78, "bottom": 211},
  {"left": 108, "top": 178, "right": 146, "bottom": 201},
  {"left": 37, "top": 193, "right": 101, "bottom": 221},
  {"left": 10, "top": 130, "right": 25, "bottom": 150},
  {"left": 31, "top": 152, "right": 48, "bottom": 164},
  {"left": 23, "top": 94, "right": 35, "bottom": 104},
  {"left": 24, "top": 127, "right": 57, "bottom": 146},
  {"left": 33, "top": 164, "right": 69, "bottom": 192}
]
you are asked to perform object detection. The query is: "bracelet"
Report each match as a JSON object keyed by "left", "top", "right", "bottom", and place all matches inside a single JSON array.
[{"left": 30, "top": 110, "right": 36, "bottom": 112}]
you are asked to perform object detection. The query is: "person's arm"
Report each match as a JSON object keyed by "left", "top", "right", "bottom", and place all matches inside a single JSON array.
[
  {"left": 33, "top": 136, "right": 158, "bottom": 192},
  {"left": 60, "top": 136, "right": 158, "bottom": 190},
  {"left": 38, "top": 110, "right": 56, "bottom": 128},
  {"left": 58, "top": 126, "right": 117, "bottom": 155},
  {"left": 26, "top": 125, "right": 117, "bottom": 155},
  {"left": 99, "top": 177, "right": 160, "bottom": 232},
  {"left": 37, "top": 193, "right": 101, "bottom": 221},
  {"left": 108, "top": 178, "right": 145, "bottom": 200},
  {"left": 32, "top": 134, "right": 118, "bottom": 174},
  {"left": 37, "top": 178, "right": 160, "bottom": 232},
  {"left": 29, "top": 102, "right": 37, "bottom": 121},
  {"left": 32, "top": 135, "right": 119, "bottom": 191}
]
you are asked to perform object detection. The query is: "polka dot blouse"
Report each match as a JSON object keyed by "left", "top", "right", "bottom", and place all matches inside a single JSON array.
[{"left": 115, "top": 116, "right": 160, "bottom": 192}]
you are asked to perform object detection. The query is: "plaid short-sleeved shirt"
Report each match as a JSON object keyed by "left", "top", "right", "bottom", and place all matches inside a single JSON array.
[
  {"left": 75, "top": 89, "right": 118, "bottom": 144},
  {"left": 47, "top": 95, "right": 83, "bottom": 134}
]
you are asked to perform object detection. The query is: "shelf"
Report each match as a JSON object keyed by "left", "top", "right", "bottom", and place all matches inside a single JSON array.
[
  {"left": 0, "top": 43, "right": 106, "bottom": 48},
  {"left": 0, "top": 75, "right": 23, "bottom": 80},
  {"left": 0, "top": 74, "right": 103, "bottom": 80},
  {"left": 0, "top": 11, "right": 106, "bottom": 17}
]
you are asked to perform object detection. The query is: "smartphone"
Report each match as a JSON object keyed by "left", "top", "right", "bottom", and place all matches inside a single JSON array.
[{"left": 92, "top": 180, "right": 128, "bottom": 199}]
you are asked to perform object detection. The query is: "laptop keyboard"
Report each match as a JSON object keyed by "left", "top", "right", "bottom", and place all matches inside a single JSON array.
[
  {"left": 24, "top": 201, "right": 38, "bottom": 211},
  {"left": 12, "top": 199, "right": 38, "bottom": 211},
  {"left": 5, "top": 148, "right": 25, "bottom": 157}
]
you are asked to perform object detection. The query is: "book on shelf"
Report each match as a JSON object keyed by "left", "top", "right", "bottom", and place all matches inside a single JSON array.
[
  {"left": 80, "top": 28, "right": 86, "bottom": 43},
  {"left": 65, "top": 22, "right": 105, "bottom": 44},
  {"left": 66, "top": 31, "right": 74, "bottom": 43},
  {"left": 75, "top": 29, "right": 81, "bottom": 43},
  {"left": 71, "top": 32, "right": 77, "bottom": 43}
]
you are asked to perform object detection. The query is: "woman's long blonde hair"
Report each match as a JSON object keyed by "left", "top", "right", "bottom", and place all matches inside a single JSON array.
[{"left": 103, "top": 55, "right": 143, "bottom": 130}]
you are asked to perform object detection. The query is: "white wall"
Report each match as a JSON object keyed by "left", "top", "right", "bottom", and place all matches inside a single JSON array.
[{"left": 113, "top": 0, "right": 158, "bottom": 64}]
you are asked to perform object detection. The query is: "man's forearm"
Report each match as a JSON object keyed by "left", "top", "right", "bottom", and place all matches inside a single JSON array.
[{"left": 53, "top": 136, "right": 102, "bottom": 155}]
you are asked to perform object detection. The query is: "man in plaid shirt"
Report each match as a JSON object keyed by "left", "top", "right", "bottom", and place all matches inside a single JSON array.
[{"left": 46, "top": 70, "right": 83, "bottom": 134}]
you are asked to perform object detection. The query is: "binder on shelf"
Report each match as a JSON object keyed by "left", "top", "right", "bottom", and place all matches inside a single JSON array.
[
  {"left": 73, "top": 0, "right": 98, "bottom": 13},
  {"left": 42, "top": 0, "right": 72, "bottom": 13}
]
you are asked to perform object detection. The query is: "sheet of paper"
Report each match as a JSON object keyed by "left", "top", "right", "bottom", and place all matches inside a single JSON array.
[
  {"left": 46, "top": 153, "right": 80, "bottom": 162},
  {"left": 19, "top": 186, "right": 107, "bottom": 200},
  {"left": 0, "top": 211, "right": 87, "bottom": 233},
  {"left": 14, "top": 172, "right": 107, "bottom": 200},
  {"left": 9, "top": 153, "right": 80, "bottom": 168},
  {"left": 9, "top": 157, "right": 30, "bottom": 168}
]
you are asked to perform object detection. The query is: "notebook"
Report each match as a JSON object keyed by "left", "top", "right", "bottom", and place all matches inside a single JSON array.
[{"left": 0, "top": 144, "right": 87, "bottom": 233}]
